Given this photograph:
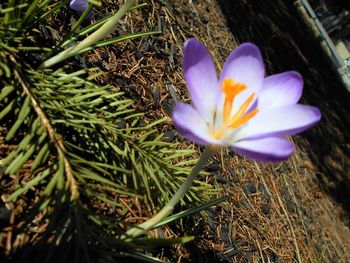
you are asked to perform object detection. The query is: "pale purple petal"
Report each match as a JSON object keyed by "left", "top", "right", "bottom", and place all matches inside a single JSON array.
[
  {"left": 183, "top": 39, "right": 218, "bottom": 123},
  {"left": 235, "top": 104, "right": 321, "bottom": 140},
  {"left": 70, "top": 0, "right": 93, "bottom": 20},
  {"left": 218, "top": 43, "right": 265, "bottom": 115},
  {"left": 232, "top": 137, "right": 294, "bottom": 162},
  {"left": 172, "top": 103, "right": 220, "bottom": 145},
  {"left": 220, "top": 43, "right": 265, "bottom": 87},
  {"left": 70, "top": 0, "right": 88, "bottom": 12},
  {"left": 258, "top": 71, "right": 303, "bottom": 109}
]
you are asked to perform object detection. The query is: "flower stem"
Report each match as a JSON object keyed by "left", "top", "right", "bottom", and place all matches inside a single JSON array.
[
  {"left": 70, "top": 3, "right": 94, "bottom": 34},
  {"left": 39, "top": 0, "right": 136, "bottom": 69},
  {"left": 123, "top": 144, "right": 220, "bottom": 240}
]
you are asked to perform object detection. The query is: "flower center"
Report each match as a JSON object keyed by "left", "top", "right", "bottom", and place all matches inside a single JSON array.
[{"left": 212, "top": 78, "right": 259, "bottom": 139}]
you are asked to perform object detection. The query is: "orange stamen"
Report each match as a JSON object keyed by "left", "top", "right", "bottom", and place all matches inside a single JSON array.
[
  {"left": 222, "top": 79, "right": 246, "bottom": 122},
  {"left": 210, "top": 79, "right": 258, "bottom": 140},
  {"left": 228, "top": 92, "right": 256, "bottom": 125},
  {"left": 229, "top": 108, "right": 259, "bottom": 128}
]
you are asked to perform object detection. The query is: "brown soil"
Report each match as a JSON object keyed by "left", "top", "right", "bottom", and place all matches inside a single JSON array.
[
  {"left": 1, "top": 0, "right": 350, "bottom": 262},
  {"left": 127, "top": 1, "right": 350, "bottom": 262}
]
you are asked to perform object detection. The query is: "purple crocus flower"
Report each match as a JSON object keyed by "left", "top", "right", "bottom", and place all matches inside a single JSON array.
[
  {"left": 70, "top": 0, "right": 93, "bottom": 20},
  {"left": 173, "top": 38, "right": 321, "bottom": 162}
]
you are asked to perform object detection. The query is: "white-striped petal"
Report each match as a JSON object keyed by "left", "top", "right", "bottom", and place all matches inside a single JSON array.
[
  {"left": 232, "top": 137, "right": 294, "bottom": 161},
  {"left": 172, "top": 103, "right": 220, "bottom": 145},
  {"left": 258, "top": 71, "right": 303, "bottom": 109},
  {"left": 183, "top": 39, "right": 219, "bottom": 124},
  {"left": 234, "top": 104, "right": 321, "bottom": 140}
]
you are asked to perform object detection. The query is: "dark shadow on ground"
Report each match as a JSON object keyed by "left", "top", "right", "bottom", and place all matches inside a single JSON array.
[{"left": 217, "top": 0, "right": 350, "bottom": 215}]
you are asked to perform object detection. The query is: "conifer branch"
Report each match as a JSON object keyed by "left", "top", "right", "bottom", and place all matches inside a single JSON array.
[{"left": 11, "top": 55, "right": 79, "bottom": 200}]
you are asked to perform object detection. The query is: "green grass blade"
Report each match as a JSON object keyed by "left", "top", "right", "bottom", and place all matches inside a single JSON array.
[
  {"left": 76, "top": 31, "right": 161, "bottom": 55},
  {"left": 153, "top": 196, "right": 229, "bottom": 229}
]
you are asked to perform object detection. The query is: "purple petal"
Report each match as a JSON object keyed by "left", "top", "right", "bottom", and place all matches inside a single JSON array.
[
  {"left": 172, "top": 103, "right": 219, "bottom": 145},
  {"left": 220, "top": 43, "right": 265, "bottom": 90},
  {"left": 232, "top": 137, "right": 294, "bottom": 162},
  {"left": 258, "top": 71, "right": 303, "bottom": 109},
  {"left": 218, "top": 43, "right": 265, "bottom": 114},
  {"left": 183, "top": 39, "right": 218, "bottom": 123},
  {"left": 70, "top": 0, "right": 93, "bottom": 20},
  {"left": 70, "top": 0, "right": 88, "bottom": 12},
  {"left": 235, "top": 104, "right": 321, "bottom": 140}
]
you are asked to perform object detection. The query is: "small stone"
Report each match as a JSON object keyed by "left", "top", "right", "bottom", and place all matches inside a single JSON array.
[
  {"left": 162, "top": 100, "right": 175, "bottom": 115},
  {"left": 261, "top": 203, "right": 270, "bottom": 215},
  {"left": 286, "top": 200, "right": 295, "bottom": 213},
  {"left": 153, "top": 86, "right": 161, "bottom": 106},
  {"left": 114, "top": 77, "right": 127, "bottom": 87},
  {"left": 77, "top": 56, "right": 87, "bottom": 68},
  {"left": 228, "top": 149, "right": 235, "bottom": 156},
  {"left": 216, "top": 176, "right": 227, "bottom": 184},
  {"left": 243, "top": 181, "right": 256, "bottom": 195},
  {"left": 134, "top": 51, "right": 144, "bottom": 60},
  {"left": 157, "top": 50, "right": 169, "bottom": 59},
  {"left": 200, "top": 15, "right": 209, "bottom": 24},
  {"left": 163, "top": 130, "right": 177, "bottom": 142},
  {"left": 206, "top": 163, "right": 220, "bottom": 172},
  {"left": 166, "top": 83, "right": 180, "bottom": 102}
]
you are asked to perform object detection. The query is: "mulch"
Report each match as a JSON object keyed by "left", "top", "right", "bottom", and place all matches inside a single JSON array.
[{"left": 1, "top": 0, "right": 350, "bottom": 262}]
